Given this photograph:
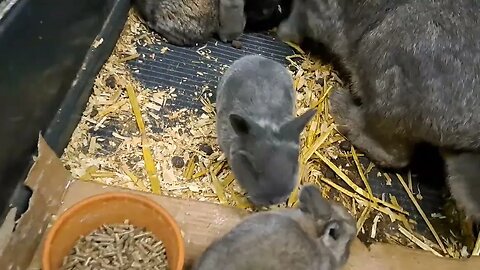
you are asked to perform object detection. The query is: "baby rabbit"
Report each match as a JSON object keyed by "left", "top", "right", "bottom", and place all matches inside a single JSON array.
[
  {"left": 244, "top": 0, "right": 292, "bottom": 32},
  {"left": 133, "top": 0, "right": 218, "bottom": 46},
  {"left": 192, "top": 184, "right": 357, "bottom": 270},
  {"left": 216, "top": 54, "right": 316, "bottom": 207},
  {"left": 133, "top": 0, "right": 245, "bottom": 46},
  {"left": 277, "top": 0, "right": 480, "bottom": 220},
  {"left": 218, "top": 0, "right": 246, "bottom": 43}
]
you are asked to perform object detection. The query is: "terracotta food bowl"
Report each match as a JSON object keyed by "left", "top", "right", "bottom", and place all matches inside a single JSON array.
[{"left": 42, "top": 192, "right": 185, "bottom": 270}]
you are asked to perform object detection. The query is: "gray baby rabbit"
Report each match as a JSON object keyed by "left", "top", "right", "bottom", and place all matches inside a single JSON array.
[
  {"left": 133, "top": 0, "right": 245, "bottom": 46},
  {"left": 277, "top": 0, "right": 480, "bottom": 220},
  {"left": 216, "top": 54, "right": 316, "bottom": 206},
  {"left": 218, "top": 0, "right": 246, "bottom": 42},
  {"left": 133, "top": 0, "right": 218, "bottom": 46},
  {"left": 191, "top": 184, "right": 357, "bottom": 270}
]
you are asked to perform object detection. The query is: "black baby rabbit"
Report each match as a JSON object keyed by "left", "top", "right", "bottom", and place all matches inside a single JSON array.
[
  {"left": 278, "top": 0, "right": 480, "bottom": 220},
  {"left": 244, "top": 0, "right": 292, "bottom": 32},
  {"left": 192, "top": 184, "right": 356, "bottom": 270},
  {"left": 133, "top": 0, "right": 245, "bottom": 46},
  {"left": 216, "top": 54, "right": 316, "bottom": 207}
]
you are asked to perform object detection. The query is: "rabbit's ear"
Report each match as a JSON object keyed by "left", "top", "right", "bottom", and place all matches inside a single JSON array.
[
  {"left": 229, "top": 114, "right": 261, "bottom": 136},
  {"left": 280, "top": 108, "right": 316, "bottom": 140},
  {"left": 299, "top": 184, "right": 331, "bottom": 219}
]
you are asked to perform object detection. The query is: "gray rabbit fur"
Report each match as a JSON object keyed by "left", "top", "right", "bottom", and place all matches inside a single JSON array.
[
  {"left": 133, "top": 0, "right": 245, "bottom": 46},
  {"left": 219, "top": 0, "right": 246, "bottom": 42},
  {"left": 216, "top": 54, "right": 316, "bottom": 207},
  {"left": 191, "top": 185, "right": 356, "bottom": 270},
  {"left": 277, "top": 0, "right": 480, "bottom": 220}
]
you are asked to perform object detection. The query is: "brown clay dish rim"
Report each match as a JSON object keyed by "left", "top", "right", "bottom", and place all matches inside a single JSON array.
[{"left": 41, "top": 192, "right": 185, "bottom": 270}]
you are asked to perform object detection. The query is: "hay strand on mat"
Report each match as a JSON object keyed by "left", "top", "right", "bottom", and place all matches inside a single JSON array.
[
  {"left": 318, "top": 153, "right": 406, "bottom": 214},
  {"left": 473, "top": 233, "right": 480, "bottom": 256},
  {"left": 126, "top": 84, "right": 161, "bottom": 194},
  {"left": 351, "top": 146, "right": 374, "bottom": 202},
  {"left": 398, "top": 225, "right": 443, "bottom": 257},
  {"left": 396, "top": 174, "right": 446, "bottom": 253}
]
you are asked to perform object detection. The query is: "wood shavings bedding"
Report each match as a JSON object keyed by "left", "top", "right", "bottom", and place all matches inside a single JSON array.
[{"left": 61, "top": 9, "right": 473, "bottom": 259}]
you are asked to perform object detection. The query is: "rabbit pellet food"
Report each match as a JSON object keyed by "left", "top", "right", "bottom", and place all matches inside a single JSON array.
[{"left": 61, "top": 220, "right": 168, "bottom": 270}]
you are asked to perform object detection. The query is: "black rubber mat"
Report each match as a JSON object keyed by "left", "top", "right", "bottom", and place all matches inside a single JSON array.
[
  {"left": 127, "top": 33, "right": 449, "bottom": 240},
  {"left": 128, "top": 33, "right": 295, "bottom": 111}
]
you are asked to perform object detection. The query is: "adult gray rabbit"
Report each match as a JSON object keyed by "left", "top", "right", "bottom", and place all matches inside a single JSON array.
[
  {"left": 133, "top": 0, "right": 245, "bottom": 46},
  {"left": 216, "top": 54, "right": 316, "bottom": 207},
  {"left": 277, "top": 0, "right": 480, "bottom": 220},
  {"left": 191, "top": 184, "right": 356, "bottom": 270}
]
